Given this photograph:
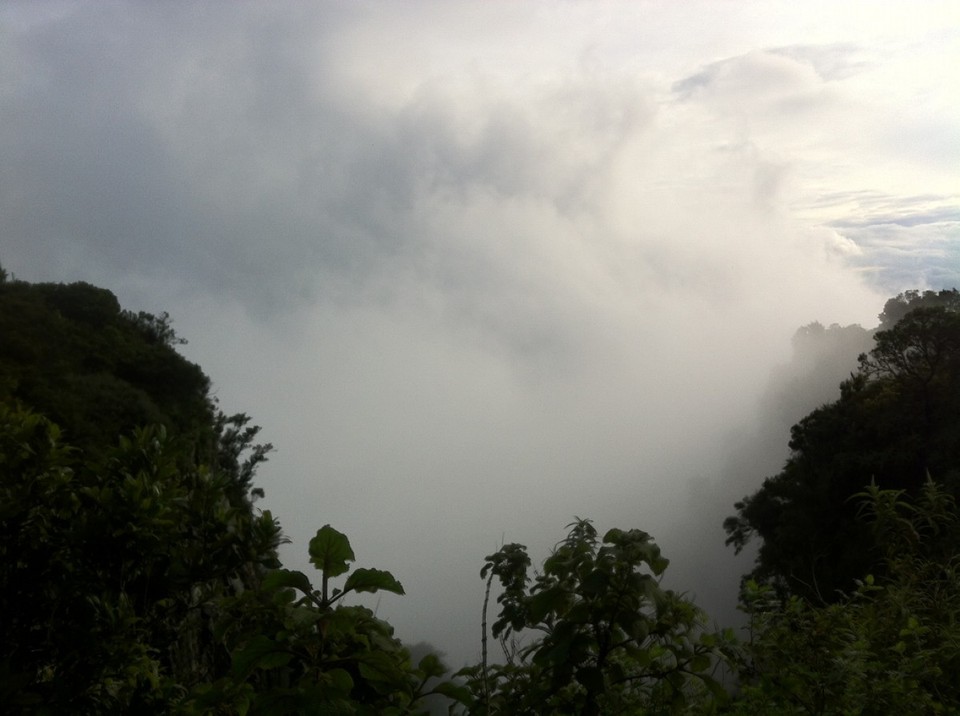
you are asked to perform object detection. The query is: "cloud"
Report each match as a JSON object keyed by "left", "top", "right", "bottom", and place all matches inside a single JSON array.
[
  {"left": 673, "top": 49, "right": 826, "bottom": 104},
  {"left": 768, "top": 43, "right": 880, "bottom": 81},
  {"left": 839, "top": 221, "right": 960, "bottom": 293},
  {"left": 1, "top": 0, "right": 956, "bottom": 666},
  {"left": 790, "top": 189, "right": 960, "bottom": 291}
]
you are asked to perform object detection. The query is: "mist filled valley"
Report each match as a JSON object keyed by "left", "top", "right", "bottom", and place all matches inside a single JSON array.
[
  {"left": 3, "top": 273, "right": 958, "bottom": 712},
  {"left": 2, "top": 2, "right": 958, "bottom": 712}
]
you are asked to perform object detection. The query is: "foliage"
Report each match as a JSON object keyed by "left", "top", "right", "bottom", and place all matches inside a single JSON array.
[
  {"left": 0, "top": 402, "right": 464, "bottom": 714},
  {"left": 123, "top": 309, "right": 188, "bottom": 346},
  {"left": 728, "top": 480, "right": 960, "bottom": 714},
  {"left": 725, "top": 291, "right": 960, "bottom": 600},
  {"left": 0, "top": 278, "right": 215, "bottom": 462},
  {"left": 459, "top": 519, "right": 733, "bottom": 715},
  {"left": 0, "top": 275, "right": 461, "bottom": 713},
  {"left": 186, "top": 525, "right": 468, "bottom": 715},
  {"left": 763, "top": 321, "right": 874, "bottom": 429},
  {"left": 0, "top": 403, "right": 285, "bottom": 713},
  {"left": 877, "top": 288, "right": 960, "bottom": 329}
]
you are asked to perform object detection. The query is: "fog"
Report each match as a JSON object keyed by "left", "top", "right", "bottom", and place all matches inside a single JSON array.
[{"left": 2, "top": 2, "right": 957, "bottom": 667}]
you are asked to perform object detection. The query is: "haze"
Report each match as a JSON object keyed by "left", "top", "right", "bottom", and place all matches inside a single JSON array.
[{"left": 2, "top": 1, "right": 958, "bottom": 666}]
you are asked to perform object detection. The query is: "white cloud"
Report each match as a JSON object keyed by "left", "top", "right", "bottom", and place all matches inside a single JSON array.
[{"left": 1, "top": 0, "right": 956, "bottom": 665}]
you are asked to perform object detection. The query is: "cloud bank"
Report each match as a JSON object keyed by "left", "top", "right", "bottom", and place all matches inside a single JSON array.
[{"left": 2, "top": 1, "right": 957, "bottom": 664}]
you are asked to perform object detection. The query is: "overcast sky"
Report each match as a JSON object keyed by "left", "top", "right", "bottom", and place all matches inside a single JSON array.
[{"left": 2, "top": 1, "right": 958, "bottom": 666}]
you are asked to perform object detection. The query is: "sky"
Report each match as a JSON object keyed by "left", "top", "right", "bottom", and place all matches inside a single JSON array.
[{"left": 2, "top": 1, "right": 958, "bottom": 666}]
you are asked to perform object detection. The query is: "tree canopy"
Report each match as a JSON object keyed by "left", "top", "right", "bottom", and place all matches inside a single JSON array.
[
  {"left": 725, "top": 289, "right": 960, "bottom": 601},
  {"left": 0, "top": 278, "right": 212, "bottom": 461},
  {"left": 0, "top": 274, "right": 468, "bottom": 713},
  {"left": 458, "top": 520, "right": 731, "bottom": 715}
]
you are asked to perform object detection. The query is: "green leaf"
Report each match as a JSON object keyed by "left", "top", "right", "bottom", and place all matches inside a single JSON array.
[
  {"left": 417, "top": 652, "right": 446, "bottom": 678},
  {"left": 528, "top": 585, "right": 566, "bottom": 623},
  {"left": 325, "top": 668, "right": 355, "bottom": 696},
  {"left": 580, "top": 567, "right": 608, "bottom": 596},
  {"left": 258, "top": 649, "right": 294, "bottom": 670},
  {"left": 430, "top": 680, "right": 474, "bottom": 705},
  {"left": 262, "top": 568, "right": 314, "bottom": 595},
  {"left": 690, "top": 652, "right": 712, "bottom": 672},
  {"left": 344, "top": 567, "right": 405, "bottom": 596},
  {"left": 231, "top": 635, "right": 292, "bottom": 679},
  {"left": 357, "top": 650, "right": 407, "bottom": 689},
  {"left": 287, "top": 605, "right": 324, "bottom": 630},
  {"left": 700, "top": 674, "right": 728, "bottom": 702},
  {"left": 603, "top": 527, "right": 625, "bottom": 542},
  {"left": 309, "top": 524, "right": 355, "bottom": 578}
]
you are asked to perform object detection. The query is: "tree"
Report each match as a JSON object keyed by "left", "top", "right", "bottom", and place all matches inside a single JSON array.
[
  {"left": 0, "top": 404, "right": 285, "bottom": 713},
  {"left": 0, "top": 275, "right": 458, "bottom": 713},
  {"left": 877, "top": 288, "right": 960, "bottom": 329},
  {"left": 859, "top": 306, "right": 960, "bottom": 481},
  {"left": 460, "top": 520, "right": 732, "bottom": 715},
  {"left": 0, "top": 404, "right": 465, "bottom": 714},
  {"left": 729, "top": 480, "right": 960, "bottom": 714},
  {"left": 725, "top": 291, "right": 960, "bottom": 601},
  {"left": 0, "top": 276, "right": 280, "bottom": 710},
  {"left": 0, "top": 278, "right": 217, "bottom": 463},
  {"left": 187, "top": 525, "right": 468, "bottom": 715}
]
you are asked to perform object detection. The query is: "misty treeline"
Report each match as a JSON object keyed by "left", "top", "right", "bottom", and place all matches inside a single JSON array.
[{"left": 1, "top": 266, "right": 958, "bottom": 715}]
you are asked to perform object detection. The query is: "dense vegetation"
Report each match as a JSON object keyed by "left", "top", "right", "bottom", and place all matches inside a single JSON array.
[
  {"left": 1, "top": 267, "right": 958, "bottom": 714},
  {"left": 725, "top": 289, "right": 960, "bottom": 601}
]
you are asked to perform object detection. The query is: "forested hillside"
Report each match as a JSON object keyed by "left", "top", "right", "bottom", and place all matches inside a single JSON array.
[
  {"left": 725, "top": 289, "right": 960, "bottom": 600},
  {"left": 0, "top": 272, "right": 453, "bottom": 713},
  {"left": 0, "top": 278, "right": 212, "bottom": 455},
  {"left": 1, "top": 268, "right": 957, "bottom": 714}
]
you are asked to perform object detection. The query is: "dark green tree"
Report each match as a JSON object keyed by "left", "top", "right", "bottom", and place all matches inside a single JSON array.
[
  {"left": 0, "top": 404, "right": 285, "bottom": 713},
  {"left": 725, "top": 290, "right": 960, "bottom": 601},
  {"left": 186, "top": 525, "right": 468, "bottom": 715},
  {"left": 0, "top": 274, "right": 458, "bottom": 713},
  {"left": 0, "top": 279, "right": 215, "bottom": 462},
  {"left": 729, "top": 480, "right": 960, "bottom": 714},
  {"left": 460, "top": 520, "right": 732, "bottom": 715},
  {"left": 877, "top": 288, "right": 960, "bottom": 329}
]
